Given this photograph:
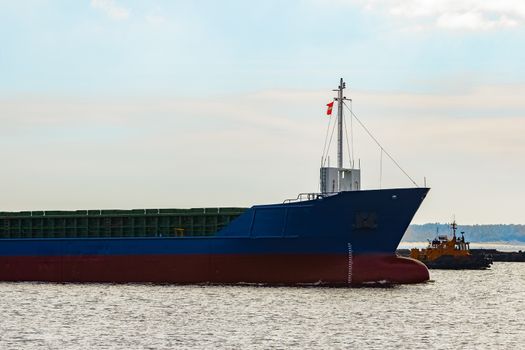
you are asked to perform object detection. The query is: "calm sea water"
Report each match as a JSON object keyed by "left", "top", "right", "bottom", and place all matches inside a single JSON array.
[{"left": 0, "top": 263, "right": 523, "bottom": 349}]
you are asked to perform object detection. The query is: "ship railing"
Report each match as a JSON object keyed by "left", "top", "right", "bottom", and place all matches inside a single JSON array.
[{"left": 283, "top": 193, "right": 324, "bottom": 203}]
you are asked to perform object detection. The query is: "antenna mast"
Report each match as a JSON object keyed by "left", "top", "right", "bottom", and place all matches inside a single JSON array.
[
  {"left": 334, "top": 78, "right": 346, "bottom": 169},
  {"left": 320, "top": 78, "right": 360, "bottom": 194}
]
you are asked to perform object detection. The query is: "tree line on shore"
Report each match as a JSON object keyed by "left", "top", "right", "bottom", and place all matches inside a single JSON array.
[{"left": 404, "top": 224, "right": 525, "bottom": 242}]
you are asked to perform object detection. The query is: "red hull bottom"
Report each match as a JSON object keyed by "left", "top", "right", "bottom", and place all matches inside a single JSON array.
[{"left": 0, "top": 254, "right": 429, "bottom": 286}]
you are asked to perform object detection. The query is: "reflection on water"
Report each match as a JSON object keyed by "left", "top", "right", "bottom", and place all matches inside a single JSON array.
[{"left": 0, "top": 263, "right": 523, "bottom": 349}]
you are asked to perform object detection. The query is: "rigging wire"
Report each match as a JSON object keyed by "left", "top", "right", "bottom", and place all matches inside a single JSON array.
[
  {"left": 379, "top": 148, "right": 383, "bottom": 189},
  {"left": 324, "top": 114, "right": 338, "bottom": 166},
  {"left": 342, "top": 102, "right": 419, "bottom": 187},
  {"left": 321, "top": 112, "right": 333, "bottom": 165},
  {"left": 343, "top": 112, "right": 352, "bottom": 168},
  {"left": 349, "top": 100, "right": 355, "bottom": 167}
]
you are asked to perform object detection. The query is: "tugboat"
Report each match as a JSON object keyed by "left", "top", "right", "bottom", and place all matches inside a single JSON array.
[{"left": 409, "top": 221, "right": 492, "bottom": 269}]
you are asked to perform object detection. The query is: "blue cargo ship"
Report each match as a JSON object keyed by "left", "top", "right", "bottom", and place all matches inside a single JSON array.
[{"left": 0, "top": 79, "right": 429, "bottom": 285}]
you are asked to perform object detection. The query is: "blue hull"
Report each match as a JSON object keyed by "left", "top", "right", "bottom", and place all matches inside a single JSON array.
[
  {"left": 0, "top": 188, "right": 428, "bottom": 256},
  {"left": 0, "top": 188, "right": 430, "bottom": 285}
]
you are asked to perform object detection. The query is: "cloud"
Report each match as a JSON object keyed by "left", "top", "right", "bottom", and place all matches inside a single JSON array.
[
  {"left": 351, "top": 0, "right": 525, "bottom": 30},
  {"left": 436, "top": 12, "right": 518, "bottom": 30},
  {"left": 145, "top": 14, "right": 167, "bottom": 25},
  {"left": 90, "top": 0, "right": 130, "bottom": 21},
  {"left": 145, "top": 7, "right": 168, "bottom": 26}
]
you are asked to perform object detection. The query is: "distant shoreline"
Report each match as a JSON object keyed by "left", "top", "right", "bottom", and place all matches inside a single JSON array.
[
  {"left": 405, "top": 224, "right": 525, "bottom": 244},
  {"left": 399, "top": 241, "right": 525, "bottom": 252}
]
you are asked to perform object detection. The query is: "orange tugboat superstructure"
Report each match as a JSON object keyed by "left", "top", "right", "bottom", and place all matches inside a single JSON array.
[{"left": 410, "top": 221, "right": 492, "bottom": 269}]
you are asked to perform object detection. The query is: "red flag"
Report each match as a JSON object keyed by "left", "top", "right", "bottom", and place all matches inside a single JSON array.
[{"left": 326, "top": 101, "right": 334, "bottom": 116}]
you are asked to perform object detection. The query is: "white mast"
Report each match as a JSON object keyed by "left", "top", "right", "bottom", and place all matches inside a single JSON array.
[
  {"left": 320, "top": 78, "right": 360, "bottom": 194},
  {"left": 335, "top": 78, "right": 345, "bottom": 170}
]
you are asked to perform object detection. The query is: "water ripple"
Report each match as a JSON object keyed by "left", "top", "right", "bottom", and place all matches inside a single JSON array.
[{"left": 0, "top": 263, "right": 523, "bottom": 349}]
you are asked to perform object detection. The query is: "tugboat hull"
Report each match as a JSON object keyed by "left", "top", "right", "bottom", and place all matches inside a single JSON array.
[{"left": 423, "top": 255, "right": 493, "bottom": 270}]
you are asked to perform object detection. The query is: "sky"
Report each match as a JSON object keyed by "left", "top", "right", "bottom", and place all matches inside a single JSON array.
[{"left": 1, "top": 0, "right": 524, "bottom": 224}]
